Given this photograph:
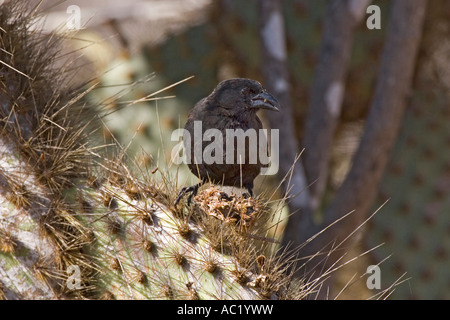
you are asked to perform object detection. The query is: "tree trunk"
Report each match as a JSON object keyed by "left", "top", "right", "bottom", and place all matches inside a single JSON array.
[
  {"left": 292, "top": 0, "right": 428, "bottom": 284},
  {"left": 258, "top": 0, "right": 313, "bottom": 236},
  {"left": 302, "top": 0, "right": 372, "bottom": 211}
]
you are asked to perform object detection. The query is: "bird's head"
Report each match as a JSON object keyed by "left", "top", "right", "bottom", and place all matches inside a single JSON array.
[{"left": 211, "top": 78, "right": 280, "bottom": 113}]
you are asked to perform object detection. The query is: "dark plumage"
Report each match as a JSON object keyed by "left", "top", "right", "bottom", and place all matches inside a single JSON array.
[{"left": 175, "top": 78, "right": 279, "bottom": 205}]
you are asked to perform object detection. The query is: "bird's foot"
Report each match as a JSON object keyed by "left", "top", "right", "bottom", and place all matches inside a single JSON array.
[
  {"left": 219, "top": 192, "right": 233, "bottom": 202},
  {"left": 243, "top": 187, "right": 253, "bottom": 199},
  {"left": 174, "top": 183, "right": 201, "bottom": 206}
]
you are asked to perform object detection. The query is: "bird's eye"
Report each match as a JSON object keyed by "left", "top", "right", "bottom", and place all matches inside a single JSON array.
[{"left": 241, "top": 87, "right": 249, "bottom": 95}]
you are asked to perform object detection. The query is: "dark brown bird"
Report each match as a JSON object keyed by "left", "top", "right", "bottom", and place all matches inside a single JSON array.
[{"left": 175, "top": 78, "right": 279, "bottom": 205}]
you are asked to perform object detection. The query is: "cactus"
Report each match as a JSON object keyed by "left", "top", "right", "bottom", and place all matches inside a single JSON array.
[
  {"left": 0, "top": 0, "right": 314, "bottom": 300},
  {"left": 0, "top": 138, "right": 304, "bottom": 299}
]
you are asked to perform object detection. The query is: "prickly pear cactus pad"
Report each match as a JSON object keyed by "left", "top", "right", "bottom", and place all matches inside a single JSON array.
[{"left": 75, "top": 174, "right": 266, "bottom": 299}]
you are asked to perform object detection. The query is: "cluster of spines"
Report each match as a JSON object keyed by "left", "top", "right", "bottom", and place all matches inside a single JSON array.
[
  {"left": 0, "top": 0, "right": 100, "bottom": 299},
  {"left": 81, "top": 160, "right": 304, "bottom": 299}
]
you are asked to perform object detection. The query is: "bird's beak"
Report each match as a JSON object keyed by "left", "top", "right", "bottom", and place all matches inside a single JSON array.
[{"left": 251, "top": 91, "right": 280, "bottom": 112}]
